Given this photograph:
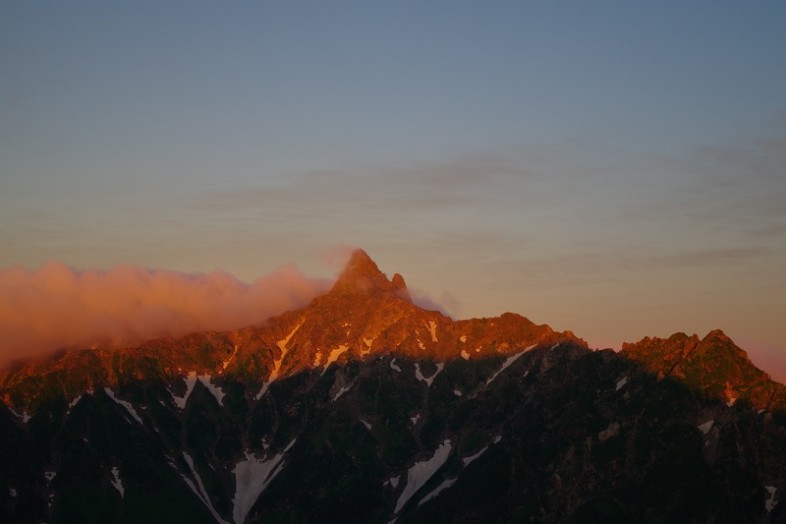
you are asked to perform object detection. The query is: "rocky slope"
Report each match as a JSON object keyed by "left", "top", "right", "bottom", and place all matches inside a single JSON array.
[{"left": 1, "top": 250, "right": 784, "bottom": 523}]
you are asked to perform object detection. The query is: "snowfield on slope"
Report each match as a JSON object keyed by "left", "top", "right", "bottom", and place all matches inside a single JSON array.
[
  {"left": 104, "top": 388, "right": 143, "bottom": 424},
  {"left": 394, "top": 439, "right": 452, "bottom": 513},
  {"left": 414, "top": 362, "right": 444, "bottom": 387},
  {"left": 172, "top": 372, "right": 226, "bottom": 407},
  {"left": 233, "top": 439, "right": 297, "bottom": 524},
  {"left": 485, "top": 344, "right": 536, "bottom": 386},
  {"left": 256, "top": 322, "right": 303, "bottom": 399}
]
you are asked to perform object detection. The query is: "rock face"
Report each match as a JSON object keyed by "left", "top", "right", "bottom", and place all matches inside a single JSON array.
[{"left": 1, "top": 249, "right": 785, "bottom": 523}]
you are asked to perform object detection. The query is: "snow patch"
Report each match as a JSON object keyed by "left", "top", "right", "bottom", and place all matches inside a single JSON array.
[
  {"left": 549, "top": 343, "right": 559, "bottom": 351},
  {"left": 417, "top": 339, "right": 425, "bottom": 350},
  {"left": 182, "top": 452, "right": 230, "bottom": 524},
  {"left": 233, "top": 439, "right": 296, "bottom": 524},
  {"left": 418, "top": 478, "right": 456, "bottom": 507},
  {"left": 9, "top": 488, "right": 16, "bottom": 498},
  {"left": 390, "top": 358, "right": 402, "bottom": 373},
  {"left": 414, "top": 362, "right": 445, "bottom": 387},
  {"left": 388, "top": 475, "right": 400, "bottom": 489},
  {"left": 313, "top": 352, "right": 322, "bottom": 367},
  {"left": 453, "top": 388, "right": 463, "bottom": 397},
  {"left": 599, "top": 422, "right": 620, "bottom": 442},
  {"left": 332, "top": 384, "right": 352, "bottom": 402},
  {"left": 426, "top": 321, "right": 438, "bottom": 342},
  {"left": 410, "top": 414, "right": 421, "bottom": 426},
  {"left": 172, "top": 372, "right": 198, "bottom": 409},
  {"left": 44, "top": 471, "right": 56, "bottom": 482},
  {"left": 493, "top": 435, "right": 502, "bottom": 444},
  {"left": 256, "top": 322, "right": 303, "bottom": 399},
  {"left": 222, "top": 345, "right": 240, "bottom": 371},
  {"left": 460, "top": 335, "right": 467, "bottom": 343},
  {"left": 615, "top": 377, "right": 628, "bottom": 391},
  {"left": 68, "top": 395, "right": 82, "bottom": 410},
  {"left": 256, "top": 378, "right": 274, "bottom": 401},
  {"left": 171, "top": 372, "right": 226, "bottom": 408},
  {"left": 726, "top": 397, "right": 737, "bottom": 407},
  {"left": 485, "top": 345, "right": 535, "bottom": 386},
  {"left": 460, "top": 350, "right": 470, "bottom": 360},
  {"left": 197, "top": 375, "right": 225, "bottom": 406},
  {"left": 766, "top": 486, "right": 777, "bottom": 512},
  {"left": 697, "top": 420, "right": 714, "bottom": 435},
  {"left": 104, "top": 388, "right": 143, "bottom": 424},
  {"left": 110, "top": 466, "right": 124, "bottom": 498},
  {"left": 462, "top": 446, "right": 488, "bottom": 467},
  {"left": 9, "top": 407, "right": 31, "bottom": 423},
  {"left": 360, "top": 419, "right": 372, "bottom": 431},
  {"left": 278, "top": 322, "right": 302, "bottom": 351},
  {"left": 394, "top": 439, "right": 452, "bottom": 513},
  {"left": 361, "top": 337, "right": 375, "bottom": 356},
  {"left": 322, "top": 345, "right": 350, "bottom": 375}
]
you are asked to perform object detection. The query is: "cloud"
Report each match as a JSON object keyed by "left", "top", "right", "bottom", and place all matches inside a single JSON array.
[
  {"left": 407, "top": 288, "right": 462, "bottom": 319},
  {"left": 0, "top": 262, "right": 331, "bottom": 365},
  {"left": 318, "top": 244, "right": 357, "bottom": 271},
  {"left": 196, "top": 152, "right": 527, "bottom": 219},
  {"left": 614, "top": 128, "right": 786, "bottom": 240}
]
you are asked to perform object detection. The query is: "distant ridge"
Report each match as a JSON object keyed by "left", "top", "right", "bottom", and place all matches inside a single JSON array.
[{"left": 622, "top": 329, "right": 786, "bottom": 410}]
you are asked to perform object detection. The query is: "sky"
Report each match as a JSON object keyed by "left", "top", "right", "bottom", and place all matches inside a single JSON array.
[{"left": 2, "top": 2, "right": 785, "bottom": 377}]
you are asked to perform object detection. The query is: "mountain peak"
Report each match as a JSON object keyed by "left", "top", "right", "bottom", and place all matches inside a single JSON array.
[
  {"left": 702, "top": 329, "right": 731, "bottom": 343},
  {"left": 329, "top": 249, "right": 408, "bottom": 299},
  {"left": 343, "top": 248, "right": 379, "bottom": 275},
  {"left": 621, "top": 329, "right": 784, "bottom": 409}
]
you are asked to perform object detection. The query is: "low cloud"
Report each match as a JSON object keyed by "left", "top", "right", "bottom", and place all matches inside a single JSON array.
[
  {"left": 408, "top": 288, "right": 461, "bottom": 319},
  {"left": 0, "top": 262, "right": 331, "bottom": 365}
]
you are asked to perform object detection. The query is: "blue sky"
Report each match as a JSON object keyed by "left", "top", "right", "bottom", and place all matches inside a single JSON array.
[{"left": 2, "top": 2, "right": 785, "bottom": 374}]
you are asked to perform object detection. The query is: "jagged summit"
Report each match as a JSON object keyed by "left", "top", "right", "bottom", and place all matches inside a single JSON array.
[
  {"left": 622, "top": 329, "right": 784, "bottom": 409},
  {"left": 3, "top": 249, "right": 781, "bottom": 417},
  {"left": 702, "top": 328, "right": 732, "bottom": 343},
  {"left": 329, "top": 249, "right": 409, "bottom": 300},
  {"left": 1, "top": 248, "right": 580, "bottom": 410}
]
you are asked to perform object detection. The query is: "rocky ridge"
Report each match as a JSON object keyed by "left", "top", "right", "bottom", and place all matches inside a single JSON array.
[
  {"left": 0, "top": 249, "right": 785, "bottom": 523},
  {"left": 1, "top": 249, "right": 583, "bottom": 411},
  {"left": 622, "top": 330, "right": 786, "bottom": 411}
]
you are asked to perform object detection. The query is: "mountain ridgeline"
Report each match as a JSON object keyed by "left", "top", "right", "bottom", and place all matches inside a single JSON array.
[{"left": 1, "top": 250, "right": 785, "bottom": 523}]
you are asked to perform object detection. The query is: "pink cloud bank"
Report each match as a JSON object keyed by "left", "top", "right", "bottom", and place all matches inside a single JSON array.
[{"left": 0, "top": 262, "right": 331, "bottom": 365}]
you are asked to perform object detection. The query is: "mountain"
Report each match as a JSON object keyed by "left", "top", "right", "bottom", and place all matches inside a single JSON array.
[{"left": 1, "top": 249, "right": 785, "bottom": 523}]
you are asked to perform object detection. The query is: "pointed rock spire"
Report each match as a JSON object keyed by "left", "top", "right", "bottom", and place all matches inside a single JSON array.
[
  {"left": 329, "top": 249, "right": 408, "bottom": 299},
  {"left": 391, "top": 273, "right": 410, "bottom": 301},
  {"left": 341, "top": 249, "right": 382, "bottom": 278}
]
